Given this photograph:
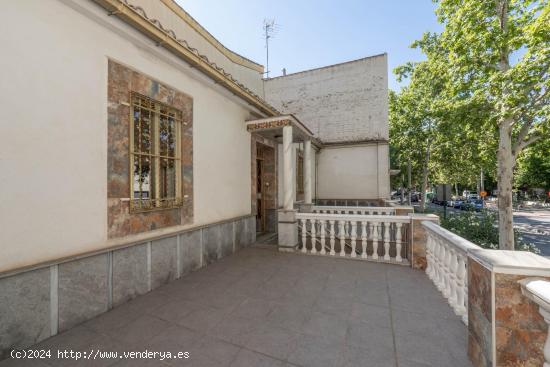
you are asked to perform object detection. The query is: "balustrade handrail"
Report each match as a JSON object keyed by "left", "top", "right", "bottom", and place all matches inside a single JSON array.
[
  {"left": 312, "top": 205, "right": 396, "bottom": 210},
  {"left": 297, "top": 212, "right": 409, "bottom": 223},
  {"left": 311, "top": 206, "right": 396, "bottom": 215},
  {"left": 422, "top": 220, "right": 480, "bottom": 254}
]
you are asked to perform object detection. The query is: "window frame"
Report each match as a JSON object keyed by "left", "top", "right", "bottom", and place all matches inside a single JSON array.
[{"left": 129, "top": 92, "right": 183, "bottom": 213}]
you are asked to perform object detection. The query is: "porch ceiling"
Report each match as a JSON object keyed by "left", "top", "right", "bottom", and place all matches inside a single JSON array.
[{"left": 246, "top": 114, "right": 317, "bottom": 144}]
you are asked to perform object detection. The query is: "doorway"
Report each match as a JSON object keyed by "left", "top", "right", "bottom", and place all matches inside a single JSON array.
[
  {"left": 256, "top": 155, "right": 265, "bottom": 232},
  {"left": 254, "top": 142, "right": 276, "bottom": 234}
]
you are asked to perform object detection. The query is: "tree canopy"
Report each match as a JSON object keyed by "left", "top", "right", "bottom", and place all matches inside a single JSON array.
[{"left": 389, "top": 0, "right": 549, "bottom": 248}]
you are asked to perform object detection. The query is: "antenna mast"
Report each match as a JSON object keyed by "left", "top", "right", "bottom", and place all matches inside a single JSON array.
[{"left": 263, "top": 19, "right": 278, "bottom": 79}]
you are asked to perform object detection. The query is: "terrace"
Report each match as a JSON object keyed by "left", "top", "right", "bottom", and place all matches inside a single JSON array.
[
  {"left": 1, "top": 205, "right": 549, "bottom": 367},
  {"left": 7, "top": 246, "right": 470, "bottom": 367}
]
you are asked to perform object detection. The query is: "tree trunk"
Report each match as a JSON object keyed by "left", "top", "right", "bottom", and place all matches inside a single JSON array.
[
  {"left": 497, "top": 122, "right": 515, "bottom": 250},
  {"left": 420, "top": 142, "right": 431, "bottom": 212},
  {"left": 400, "top": 175, "right": 405, "bottom": 204}
]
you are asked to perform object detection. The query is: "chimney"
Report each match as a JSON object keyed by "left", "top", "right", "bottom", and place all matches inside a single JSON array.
[{"left": 282, "top": 68, "right": 287, "bottom": 76}]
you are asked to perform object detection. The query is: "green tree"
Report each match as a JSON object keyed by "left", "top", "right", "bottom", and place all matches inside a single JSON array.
[
  {"left": 408, "top": 0, "right": 549, "bottom": 249},
  {"left": 514, "top": 138, "right": 550, "bottom": 192}
]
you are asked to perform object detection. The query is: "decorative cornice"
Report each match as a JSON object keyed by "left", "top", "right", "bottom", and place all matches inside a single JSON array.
[
  {"left": 247, "top": 119, "right": 292, "bottom": 132},
  {"left": 159, "top": 0, "right": 264, "bottom": 73},
  {"left": 92, "top": 0, "right": 278, "bottom": 116}
]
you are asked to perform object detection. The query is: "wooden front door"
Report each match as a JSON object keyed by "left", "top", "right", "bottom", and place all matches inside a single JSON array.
[{"left": 256, "top": 156, "right": 266, "bottom": 232}]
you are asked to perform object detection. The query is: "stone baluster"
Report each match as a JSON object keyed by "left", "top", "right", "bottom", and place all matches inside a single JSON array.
[
  {"left": 339, "top": 220, "right": 346, "bottom": 256},
  {"left": 350, "top": 221, "right": 357, "bottom": 258},
  {"left": 329, "top": 220, "right": 336, "bottom": 256},
  {"left": 447, "top": 249, "right": 458, "bottom": 308},
  {"left": 434, "top": 238, "right": 444, "bottom": 290},
  {"left": 319, "top": 219, "right": 326, "bottom": 255},
  {"left": 455, "top": 253, "right": 467, "bottom": 323},
  {"left": 301, "top": 218, "right": 308, "bottom": 253},
  {"left": 426, "top": 234, "right": 434, "bottom": 279},
  {"left": 383, "top": 222, "right": 391, "bottom": 261},
  {"left": 442, "top": 244, "right": 452, "bottom": 298},
  {"left": 310, "top": 219, "right": 317, "bottom": 254},
  {"left": 429, "top": 234, "right": 437, "bottom": 280},
  {"left": 361, "top": 221, "right": 368, "bottom": 259},
  {"left": 372, "top": 223, "right": 379, "bottom": 260},
  {"left": 395, "top": 222, "right": 403, "bottom": 262}
]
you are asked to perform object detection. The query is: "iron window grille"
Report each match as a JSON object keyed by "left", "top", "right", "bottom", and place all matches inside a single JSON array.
[{"left": 129, "top": 92, "right": 183, "bottom": 212}]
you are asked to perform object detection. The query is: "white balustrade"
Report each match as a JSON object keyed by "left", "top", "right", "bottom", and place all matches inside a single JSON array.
[
  {"left": 423, "top": 221, "right": 480, "bottom": 325},
  {"left": 311, "top": 206, "right": 396, "bottom": 216},
  {"left": 297, "top": 213, "right": 410, "bottom": 264}
]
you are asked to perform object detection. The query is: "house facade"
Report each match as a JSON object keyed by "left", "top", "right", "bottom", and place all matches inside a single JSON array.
[{"left": 0, "top": 0, "right": 391, "bottom": 357}]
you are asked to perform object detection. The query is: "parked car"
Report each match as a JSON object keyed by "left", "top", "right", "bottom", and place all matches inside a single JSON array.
[
  {"left": 468, "top": 194, "right": 480, "bottom": 201},
  {"left": 454, "top": 200, "right": 464, "bottom": 209},
  {"left": 472, "top": 199, "right": 484, "bottom": 211}
]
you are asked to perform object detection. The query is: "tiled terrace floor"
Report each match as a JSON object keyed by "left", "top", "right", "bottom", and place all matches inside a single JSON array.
[{"left": 1, "top": 246, "right": 472, "bottom": 367}]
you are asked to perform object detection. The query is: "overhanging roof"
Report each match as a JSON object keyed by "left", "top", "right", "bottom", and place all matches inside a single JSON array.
[{"left": 92, "top": 0, "right": 278, "bottom": 117}]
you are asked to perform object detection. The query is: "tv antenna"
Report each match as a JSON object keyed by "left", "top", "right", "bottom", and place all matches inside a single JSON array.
[{"left": 263, "top": 19, "right": 279, "bottom": 79}]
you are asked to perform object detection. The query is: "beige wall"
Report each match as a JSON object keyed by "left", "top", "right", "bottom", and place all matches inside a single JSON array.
[
  {"left": 0, "top": 0, "right": 256, "bottom": 272},
  {"left": 264, "top": 55, "right": 389, "bottom": 144},
  {"left": 317, "top": 144, "right": 390, "bottom": 199}
]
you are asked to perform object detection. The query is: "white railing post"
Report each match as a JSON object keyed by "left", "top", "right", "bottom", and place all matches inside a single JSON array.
[
  {"left": 329, "top": 220, "right": 336, "bottom": 256},
  {"left": 339, "top": 220, "right": 346, "bottom": 257},
  {"left": 350, "top": 221, "right": 357, "bottom": 258},
  {"left": 383, "top": 222, "right": 390, "bottom": 261},
  {"left": 395, "top": 222, "right": 403, "bottom": 263},
  {"left": 372, "top": 223, "right": 379, "bottom": 260},
  {"left": 455, "top": 254, "right": 467, "bottom": 323},
  {"left": 319, "top": 220, "right": 326, "bottom": 255},
  {"left": 310, "top": 219, "right": 317, "bottom": 254},
  {"left": 301, "top": 218, "right": 307, "bottom": 253},
  {"left": 447, "top": 249, "right": 458, "bottom": 309},
  {"left": 361, "top": 221, "right": 367, "bottom": 259}
]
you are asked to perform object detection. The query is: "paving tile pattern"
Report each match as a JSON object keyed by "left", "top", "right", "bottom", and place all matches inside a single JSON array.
[{"left": 0, "top": 247, "right": 472, "bottom": 367}]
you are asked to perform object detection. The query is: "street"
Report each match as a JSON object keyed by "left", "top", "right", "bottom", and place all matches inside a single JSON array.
[
  {"left": 414, "top": 202, "right": 550, "bottom": 256},
  {"left": 513, "top": 209, "right": 550, "bottom": 256}
]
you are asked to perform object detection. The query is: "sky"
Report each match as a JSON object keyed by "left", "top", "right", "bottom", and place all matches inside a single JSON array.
[{"left": 175, "top": 0, "right": 442, "bottom": 91}]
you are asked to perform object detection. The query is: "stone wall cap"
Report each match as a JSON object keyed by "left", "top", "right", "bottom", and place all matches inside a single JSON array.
[
  {"left": 410, "top": 214, "right": 439, "bottom": 219},
  {"left": 469, "top": 248, "right": 550, "bottom": 276},
  {"left": 519, "top": 278, "right": 550, "bottom": 310},
  {"left": 422, "top": 220, "right": 479, "bottom": 253}
]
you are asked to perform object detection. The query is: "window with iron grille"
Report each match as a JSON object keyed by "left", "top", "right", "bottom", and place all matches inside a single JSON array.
[
  {"left": 130, "top": 92, "right": 183, "bottom": 212},
  {"left": 297, "top": 154, "right": 304, "bottom": 195}
]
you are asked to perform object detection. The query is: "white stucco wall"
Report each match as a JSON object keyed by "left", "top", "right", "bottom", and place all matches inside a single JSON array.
[
  {"left": 0, "top": 0, "right": 256, "bottom": 272},
  {"left": 263, "top": 55, "right": 389, "bottom": 144},
  {"left": 317, "top": 144, "right": 390, "bottom": 200}
]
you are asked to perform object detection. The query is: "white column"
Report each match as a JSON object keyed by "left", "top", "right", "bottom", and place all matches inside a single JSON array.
[
  {"left": 283, "top": 125, "right": 294, "bottom": 211},
  {"left": 304, "top": 139, "right": 312, "bottom": 204}
]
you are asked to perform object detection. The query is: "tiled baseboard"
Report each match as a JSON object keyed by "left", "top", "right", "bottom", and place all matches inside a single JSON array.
[{"left": 0, "top": 215, "right": 256, "bottom": 361}]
